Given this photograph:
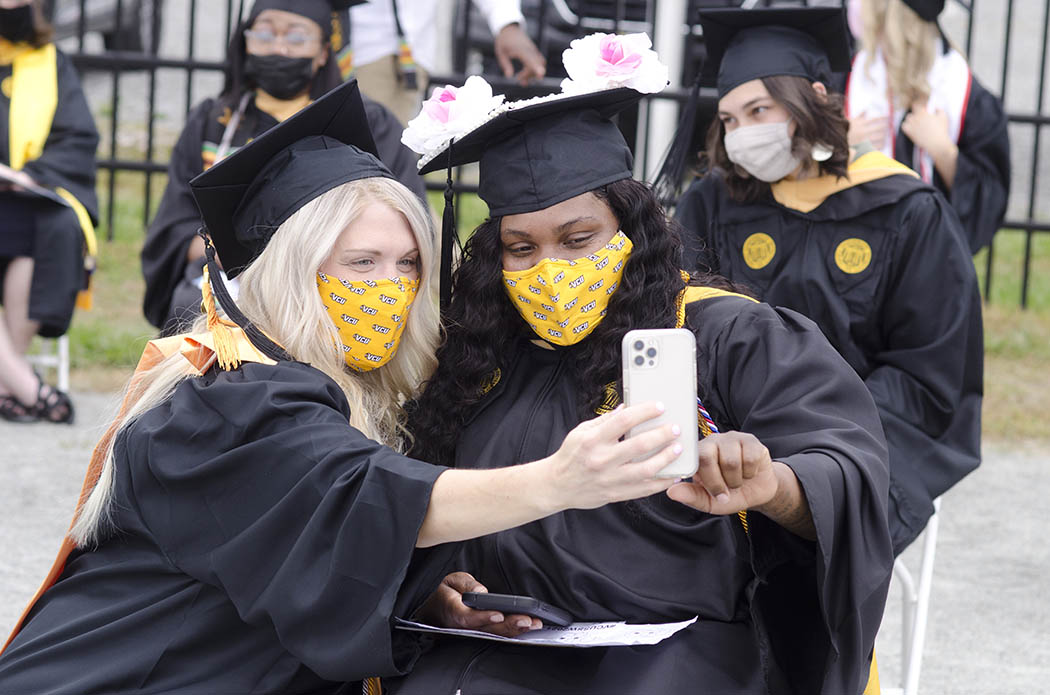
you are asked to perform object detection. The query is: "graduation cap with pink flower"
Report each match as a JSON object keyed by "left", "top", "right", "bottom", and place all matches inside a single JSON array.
[{"left": 401, "top": 32, "right": 669, "bottom": 308}]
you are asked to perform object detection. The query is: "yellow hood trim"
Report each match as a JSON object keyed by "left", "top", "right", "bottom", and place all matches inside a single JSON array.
[
  {"left": 770, "top": 150, "right": 919, "bottom": 214},
  {"left": 254, "top": 88, "right": 312, "bottom": 123},
  {"left": 675, "top": 272, "right": 757, "bottom": 330}
]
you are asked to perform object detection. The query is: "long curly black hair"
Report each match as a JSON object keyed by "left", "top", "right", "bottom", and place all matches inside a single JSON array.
[{"left": 408, "top": 178, "right": 730, "bottom": 467}]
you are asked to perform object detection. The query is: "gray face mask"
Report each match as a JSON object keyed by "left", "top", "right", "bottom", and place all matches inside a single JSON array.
[{"left": 724, "top": 121, "right": 801, "bottom": 183}]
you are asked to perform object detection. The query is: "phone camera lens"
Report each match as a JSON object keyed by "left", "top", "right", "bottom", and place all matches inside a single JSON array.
[
  {"left": 634, "top": 355, "right": 644, "bottom": 366},
  {"left": 633, "top": 340, "right": 644, "bottom": 351},
  {"left": 646, "top": 347, "right": 657, "bottom": 358}
]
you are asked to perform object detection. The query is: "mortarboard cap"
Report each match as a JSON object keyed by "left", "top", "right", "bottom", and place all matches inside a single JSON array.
[
  {"left": 419, "top": 88, "right": 640, "bottom": 217},
  {"left": 190, "top": 79, "right": 393, "bottom": 278},
  {"left": 901, "top": 0, "right": 945, "bottom": 22},
  {"left": 698, "top": 7, "right": 852, "bottom": 98},
  {"left": 247, "top": 0, "right": 367, "bottom": 39}
]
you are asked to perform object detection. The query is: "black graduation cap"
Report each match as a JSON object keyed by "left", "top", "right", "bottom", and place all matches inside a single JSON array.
[
  {"left": 247, "top": 0, "right": 367, "bottom": 39},
  {"left": 419, "top": 87, "right": 640, "bottom": 217},
  {"left": 189, "top": 78, "right": 393, "bottom": 278},
  {"left": 418, "top": 87, "right": 641, "bottom": 308},
  {"left": 901, "top": 0, "right": 945, "bottom": 22},
  {"left": 698, "top": 7, "right": 852, "bottom": 98}
]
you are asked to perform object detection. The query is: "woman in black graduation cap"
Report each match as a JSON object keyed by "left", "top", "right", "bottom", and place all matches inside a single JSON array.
[
  {"left": 845, "top": 0, "right": 1010, "bottom": 253},
  {"left": 0, "top": 81, "right": 683, "bottom": 694},
  {"left": 394, "top": 32, "right": 893, "bottom": 695},
  {"left": 662, "top": 7, "right": 983, "bottom": 558},
  {"left": 140, "top": 0, "right": 426, "bottom": 334},
  {"left": 0, "top": 0, "right": 97, "bottom": 423}
]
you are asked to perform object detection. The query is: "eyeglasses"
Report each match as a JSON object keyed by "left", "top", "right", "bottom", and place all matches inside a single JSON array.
[{"left": 244, "top": 29, "right": 321, "bottom": 50}]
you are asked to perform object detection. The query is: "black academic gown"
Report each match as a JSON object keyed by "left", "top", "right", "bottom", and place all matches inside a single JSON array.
[
  {"left": 140, "top": 94, "right": 426, "bottom": 332},
  {"left": 675, "top": 171, "right": 983, "bottom": 555},
  {"left": 0, "top": 48, "right": 98, "bottom": 337},
  {"left": 891, "top": 77, "right": 1010, "bottom": 254},
  {"left": 0, "top": 361, "right": 453, "bottom": 694},
  {"left": 389, "top": 296, "right": 892, "bottom": 695}
]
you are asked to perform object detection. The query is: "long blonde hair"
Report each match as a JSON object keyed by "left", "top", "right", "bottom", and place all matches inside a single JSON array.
[
  {"left": 70, "top": 177, "right": 439, "bottom": 547},
  {"left": 860, "top": 0, "right": 942, "bottom": 108}
]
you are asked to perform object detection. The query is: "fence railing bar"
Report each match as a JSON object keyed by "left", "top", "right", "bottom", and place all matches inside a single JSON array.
[
  {"left": 69, "top": 53, "right": 226, "bottom": 73},
  {"left": 1006, "top": 113, "right": 1050, "bottom": 125},
  {"left": 96, "top": 159, "right": 168, "bottom": 174},
  {"left": 965, "top": 0, "right": 976, "bottom": 57},
  {"left": 1002, "top": 220, "right": 1050, "bottom": 233},
  {"left": 142, "top": 0, "right": 162, "bottom": 228},
  {"left": 1019, "top": 0, "right": 1049, "bottom": 308},
  {"left": 999, "top": 0, "right": 1014, "bottom": 103},
  {"left": 186, "top": 0, "right": 199, "bottom": 126},
  {"left": 225, "top": 0, "right": 234, "bottom": 46},
  {"left": 76, "top": 0, "right": 86, "bottom": 53},
  {"left": 454, "top": 1, "right": 471, "bottom": 74},
  {"left": 104, "top": 0, "right": 126, "bottom": 240}
]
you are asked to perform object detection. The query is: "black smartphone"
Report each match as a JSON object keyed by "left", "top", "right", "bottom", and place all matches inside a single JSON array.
[{"left": 461, "top": 592, "right": 574, "bottom": 627}]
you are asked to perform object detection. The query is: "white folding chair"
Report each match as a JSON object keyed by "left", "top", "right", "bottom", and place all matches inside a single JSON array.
[
  {"left": 25, "top": 335, "right": 70, "bottom": 393},
  {"left": 882, "top": 496, "right": 942, "bottom": 695}
]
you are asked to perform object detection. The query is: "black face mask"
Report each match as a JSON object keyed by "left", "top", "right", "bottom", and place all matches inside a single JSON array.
[
  {"left": 244, "top": 54, "right": 317, "bottom": 100},
  {"left": 0, "top": 5, "right": 35, "bottom": 43}
]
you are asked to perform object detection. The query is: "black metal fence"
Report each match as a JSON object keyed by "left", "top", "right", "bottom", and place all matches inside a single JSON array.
[{"left": 46, "top": 0, "right": 1049, "bottom": 306}]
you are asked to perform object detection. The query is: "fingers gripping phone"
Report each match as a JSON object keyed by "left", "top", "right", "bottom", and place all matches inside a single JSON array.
[
  {"left": 461, "top": 592, "right": 574, "bottom": 627},
  {"left": 622, "top": 328, "right": 700, "bottom": 479}
]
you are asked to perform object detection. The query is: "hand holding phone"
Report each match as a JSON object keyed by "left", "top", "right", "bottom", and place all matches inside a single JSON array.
[
  {"left": 622, "top": 328, "right": 700, "bottom": 479},
  {"left": 462, "top": 592, "right": 574, "bottom": 627}
]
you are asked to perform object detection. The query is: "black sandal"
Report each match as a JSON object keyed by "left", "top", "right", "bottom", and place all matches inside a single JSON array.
[
  {"left": 0, "top": 394, "right": 37, "bottom": 423},
  {"left": 32, "top": 380, "right": 75, "bottom": 425}
]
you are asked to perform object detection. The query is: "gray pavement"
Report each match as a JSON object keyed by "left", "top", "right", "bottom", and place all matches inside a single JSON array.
[{"left": 0, "top": 389, "right": 1047, "bottom": 692}]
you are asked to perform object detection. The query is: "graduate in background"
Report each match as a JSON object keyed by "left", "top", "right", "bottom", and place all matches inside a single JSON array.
[
  {"left": 394, "top": 32, "right": 892, "bottom": 695},
  {"left": 661, "top": 7, "right": 982, "bottom": 557},
  {"left": 141, "top": 0, "right": 426, "bottom": 335},
  {"left": 0, "top": 81, "right": 682, "bottom": 694},
  {"left": 845, "top": 0, "right": 1010, "bottom": 253},
  {"left": 0, "top": 0, "right": 96, "bottom": 424}
]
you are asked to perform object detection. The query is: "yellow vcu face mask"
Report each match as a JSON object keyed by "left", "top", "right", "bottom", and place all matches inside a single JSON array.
[
  {"left": 317, "top": 273, "right": 418, "bottom": 371},
  {"left": 502, "top": 231, "right": 633, "bottom": 346}
]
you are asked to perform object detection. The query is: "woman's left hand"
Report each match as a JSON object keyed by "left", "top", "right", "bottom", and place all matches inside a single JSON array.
[
  {"left": 414, "top": 572, "right": 541, "bottom": 637},
  {"left": 666, "top": 431, "right": 778, "bottom": 515}
]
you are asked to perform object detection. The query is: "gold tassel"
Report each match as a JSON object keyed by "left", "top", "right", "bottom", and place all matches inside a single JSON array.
[{"left": 201, "top": 264, "right": 242, "bottom": 371}]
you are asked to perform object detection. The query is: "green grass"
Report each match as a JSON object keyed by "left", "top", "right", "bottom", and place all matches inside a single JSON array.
[
  {"left": 57, "top": 173, "right": 1050, "bottom": 442},
  {"left": 975, "top": 229, "right": 1050, "bottom": 311}
]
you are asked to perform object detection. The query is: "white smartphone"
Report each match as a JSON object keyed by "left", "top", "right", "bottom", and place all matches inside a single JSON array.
[{"left": 621, "top": 328, "right": 700, "bottom": 479}]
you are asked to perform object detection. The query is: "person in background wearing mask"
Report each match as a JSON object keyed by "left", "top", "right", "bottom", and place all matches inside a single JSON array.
[
  {"left": 141, "top": 0, "right": 425, "bottom": 334},
  {"left": 845, "top": 0, "right": 1010, "bottom": 253},
  {"left": 665, "top": 7, "right": 983, "bottom": 558},
  {"left": 336, "top": 0, "right": 546, "bottom": 125},
  {"left": 0, "top": 0, "right": 98, "bottom": 424},
  {"left": 394, "top": 31, "right": 892, "bottom": 695}
]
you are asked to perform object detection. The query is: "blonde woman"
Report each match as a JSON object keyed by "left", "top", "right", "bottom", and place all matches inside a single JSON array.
[
  {"left": 845, "top": 0, "right": 1010, "bottom": 253},
  {"left": 0, "top": 82, "right": 681, "bottom": 694}
]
